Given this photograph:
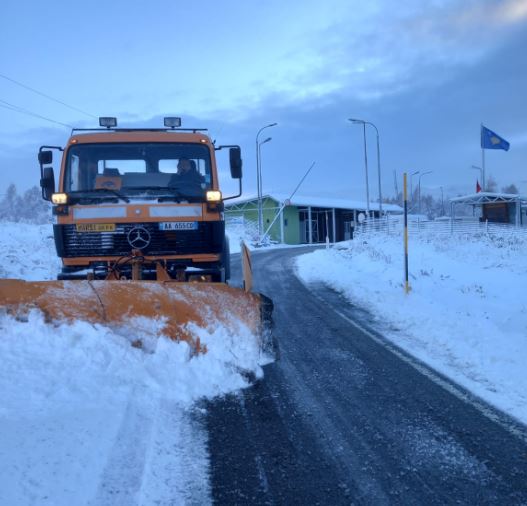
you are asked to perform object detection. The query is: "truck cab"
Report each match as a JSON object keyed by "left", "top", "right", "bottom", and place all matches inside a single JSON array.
[{"left": 39, "top": 117, "right": 242, "bottom": 281}]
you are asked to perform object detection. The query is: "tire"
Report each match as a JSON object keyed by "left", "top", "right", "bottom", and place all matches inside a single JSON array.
[
  {"left": 210, "top": 268, "right": 225, "bottom": 283},
  {"left": 222, "top": 236, "right": 231, "bottom": 281},
  {"left": 210, "top": 236, "right": 230, "bottom": 283}
]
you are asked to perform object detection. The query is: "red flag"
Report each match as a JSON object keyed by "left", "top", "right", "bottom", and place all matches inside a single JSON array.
[{"left": 476, "top": 180, "right": 482, "bottom": 193}]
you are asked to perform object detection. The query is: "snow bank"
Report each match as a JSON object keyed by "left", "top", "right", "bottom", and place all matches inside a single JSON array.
[
  {"left": 226, "top": 223, "right": 256, "bottom": 254},
  {"left": 0, "top": 222, "right": 267, "bottom": 505},
  {"left": 0, "top": 222, "right": 60, "bottom": 280},
  {"left": 296, "top": 231, "right": 527, "bottom": 425}
]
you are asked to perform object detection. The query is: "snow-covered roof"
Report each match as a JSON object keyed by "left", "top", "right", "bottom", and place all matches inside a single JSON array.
[
  {"left": 226, "top": 192, "right": 403, "bottom": 213},
  {"left": 450, "top": 192, "right": 526, "bottom": 205}
]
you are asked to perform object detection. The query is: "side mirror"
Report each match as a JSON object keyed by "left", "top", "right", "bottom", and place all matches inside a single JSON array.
[
  {"left": 229, "top": 147, "right": 242, "bottom": 179},
  {"left": 40, "top": 166, "right": 55, "bottom": 201},
  {"left": 38, "top": 150, "right": 53, "bottom": 165}
]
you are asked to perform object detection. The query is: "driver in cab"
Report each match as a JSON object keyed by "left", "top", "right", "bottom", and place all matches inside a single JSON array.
[{"left": 175, "top": 158, "right": 204, "bottom": 184}]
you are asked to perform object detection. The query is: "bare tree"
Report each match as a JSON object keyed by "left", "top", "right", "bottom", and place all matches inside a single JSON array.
[
  {"left": 0, "top": 185, "right": 51, "bottom": 224},
  {"left": 501, "top": 183, "right": 519, "bottom": 194},
  {"left": 485, "top": 175, "right": 498, "bottom": 192}
]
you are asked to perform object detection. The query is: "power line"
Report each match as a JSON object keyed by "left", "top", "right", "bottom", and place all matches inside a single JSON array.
[
  {"left": 0, "top": 99, "right": 73, "bottom": 129},
  {"left": 0, "top": 72, "right": 97, "bottom": 119}
]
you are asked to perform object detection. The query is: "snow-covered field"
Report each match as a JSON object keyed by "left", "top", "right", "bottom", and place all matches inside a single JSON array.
[
  {"left": 0, "top": 222, "right": 267, "bottom": 506},
  {"left": 296, "top": 229, "right": 527, "bottom": 425}
]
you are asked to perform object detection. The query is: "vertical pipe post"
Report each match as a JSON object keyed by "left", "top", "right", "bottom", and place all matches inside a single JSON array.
[
  {"left": 403, "top": 172, "right": 410, "bottom": 294},
  {"left": 255, "top": 139, "right": 261, "bottom": 238},
  {"left": 257, "top": 142, "right": 263, "bottom": 238},
  {"left": 362, "top": 123, "right": 371, "bottom": 217},
  {"left": 375, "top": 129, "right": 382, "bottom": 216},
  {"left": 280, "top": 205, "right": 285, "bottom": 243},
  {"left": 308, "top": 206, "right": 313, "bottom": 244},
  {"left": 481, "top": 123, "right": 486, "bottom": 190},
  {"left": 332, "top": 208, "right": 336, "bottom": 243},
  {"left": 325, "top": 211, "right": 330, "bottom": 249}
]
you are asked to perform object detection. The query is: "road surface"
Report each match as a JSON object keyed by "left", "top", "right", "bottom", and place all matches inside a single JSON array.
[{"left": 205, "top": 246, "right": 527, "bottom": 505}]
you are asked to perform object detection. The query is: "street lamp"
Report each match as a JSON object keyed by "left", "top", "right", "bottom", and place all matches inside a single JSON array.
[
  {"left": 440, "top": 186, "right": 444, "bottom": 216},
  {"left": 349, "top": 118, "right": 383, "bottom": 216},
  {"left": 418, "top": 170, "right": 433, "bottom": 215},
  {"left": 258, "top": 137, "right": 272, "bottom": 237},
  {"left": 410, "top": 170, "right": 420, "bottom": 209},
  {"left": 255, "top": 123, "right": 277, "bottom": 238}
]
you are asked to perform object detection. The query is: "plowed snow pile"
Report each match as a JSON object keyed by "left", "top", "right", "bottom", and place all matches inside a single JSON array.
[{"left": 0, "top": 222, "right": 267, "bottom": 506}]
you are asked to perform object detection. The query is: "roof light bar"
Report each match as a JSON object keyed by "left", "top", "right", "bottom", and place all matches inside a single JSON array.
[
  {"left": 164, "top": 117, "right": 182, "bottom": 128},
  {"left": 99, "top": 117, "right": 117, "bottom": 128}
]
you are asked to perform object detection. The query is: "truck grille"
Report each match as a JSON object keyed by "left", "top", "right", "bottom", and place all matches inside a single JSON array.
[{"left": 59, "top": 222, "right": 221, "bottom": 257}]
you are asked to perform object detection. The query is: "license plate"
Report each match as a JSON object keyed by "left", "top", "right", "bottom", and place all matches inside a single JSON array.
[
  {"left": 76, "top": 223, "right": 116, "bottom": 232},
  {"left": 159, "top": 221, "right": 198, "bottom": 231}
]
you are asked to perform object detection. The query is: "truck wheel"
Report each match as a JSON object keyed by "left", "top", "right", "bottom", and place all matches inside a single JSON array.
[{"left": 222, "top": 236, "right": 231, "bottom": 281}]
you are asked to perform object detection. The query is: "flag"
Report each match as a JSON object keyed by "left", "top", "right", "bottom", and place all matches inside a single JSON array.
[
  {"left": 481, "top": 125, "right": 510, "bottom": 151},
  {"left": 476, "top": 180, "right": 481, "bottom": 193}
]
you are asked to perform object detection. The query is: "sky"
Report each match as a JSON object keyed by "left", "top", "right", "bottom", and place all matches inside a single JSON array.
[{"left": 1, "top": 0, "right": 526, "bottom": 201}]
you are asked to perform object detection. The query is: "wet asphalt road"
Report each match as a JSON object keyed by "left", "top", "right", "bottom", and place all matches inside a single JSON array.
[{"left": 205, "top": 247, "right": 527, "bottom": 505}]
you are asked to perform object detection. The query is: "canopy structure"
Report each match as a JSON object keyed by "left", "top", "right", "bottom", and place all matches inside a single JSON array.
[
  {"left": 225, "top": 193, "right": 403, "bottom": 244},
  {"left": 449, "top": 192, "right": 526, "bottom": 226}
]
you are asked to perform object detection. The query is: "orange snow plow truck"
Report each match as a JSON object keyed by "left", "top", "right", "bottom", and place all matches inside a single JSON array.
[{"left": 0, "top": 117, "right": 272, "bottom": 352}]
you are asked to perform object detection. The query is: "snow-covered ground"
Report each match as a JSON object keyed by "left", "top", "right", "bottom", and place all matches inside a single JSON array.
[
  {"left": 3, "top": 219, "right": 526, "bottom": 504},
  {"left": 0, "top": 222, "right": 268, "bottom": 506},
  {"left": 296, "top": 229, "right": 527, "bottom": 425}
]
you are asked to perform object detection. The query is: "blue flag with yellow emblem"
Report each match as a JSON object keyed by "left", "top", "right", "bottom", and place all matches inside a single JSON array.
[{"left": 481, "top": 125, "right": 510, "bottom": 151}]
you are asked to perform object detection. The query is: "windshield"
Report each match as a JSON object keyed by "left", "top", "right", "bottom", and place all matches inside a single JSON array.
[{"left": 64, "top": 142, "right": 212, "bottom": 198}]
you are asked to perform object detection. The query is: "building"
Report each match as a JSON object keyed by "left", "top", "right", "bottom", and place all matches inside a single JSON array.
[
  {"left": 225, "top": 193, "right": 403, "bottom": 244},
  {"left": 449, "top": 192, "right": 527, "bottom": 226}
]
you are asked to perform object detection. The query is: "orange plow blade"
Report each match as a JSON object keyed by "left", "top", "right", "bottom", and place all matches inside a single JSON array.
[{"left": 0, "top": 279, "right": 273, "bottom": 353}]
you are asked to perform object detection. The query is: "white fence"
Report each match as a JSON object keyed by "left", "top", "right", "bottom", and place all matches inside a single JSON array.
[
  {"left": 225, "top": 215, "right": 259, "bottom": 242},
  {"left": 355, "top": 217, "right": 527, "bottom": 239}
]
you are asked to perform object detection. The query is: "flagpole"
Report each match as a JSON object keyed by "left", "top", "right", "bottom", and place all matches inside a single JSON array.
[
  {"left": 482, "top": 149, "right": 486, "bottom": 190},
  {"left": 481, "top": 123, "right": 486, "bottom": 191}
]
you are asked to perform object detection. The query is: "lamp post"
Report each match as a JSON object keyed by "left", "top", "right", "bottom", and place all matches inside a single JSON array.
[
  {"left": 349, "top": 118, "right": 383, "bottom": 216},
  {"left": 255, "top": 122, "right": 277, "bottom": 238},
  {"left": 257, "top": 137, "right": 272, "bottom": 238},
  {"left": 410, "top": 170, "right": 420, "bottom": 210},
  {"left": 349, "top": 118, "right": 383, "bottom": 217},
  {"left": 418, "top": 170, "right": 432, "bottom": 215},
  {"left": 440, "top": 186, "right": 444, "bottom": 216}
]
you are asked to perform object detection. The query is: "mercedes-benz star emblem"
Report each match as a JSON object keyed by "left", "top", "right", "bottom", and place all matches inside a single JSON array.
[{"left": 127, "top": 226, "right": 151, "bottom": 250}]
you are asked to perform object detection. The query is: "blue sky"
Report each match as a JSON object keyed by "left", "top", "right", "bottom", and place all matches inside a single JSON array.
[{"left": 1, "top": 0, "right": 526, "bottom": 200}]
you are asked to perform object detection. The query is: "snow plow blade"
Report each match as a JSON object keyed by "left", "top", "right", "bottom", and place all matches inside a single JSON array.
[{"left": 0, "top": 279, "right": 273, "bottom": 353}]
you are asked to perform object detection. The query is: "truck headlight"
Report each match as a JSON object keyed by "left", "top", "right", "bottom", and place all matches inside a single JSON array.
[
  {"left": 51, "top": 193, "right": 68, "bottom": 204},
  {"left": 206, "top": 191, "right": 222, "bottom": 202}
]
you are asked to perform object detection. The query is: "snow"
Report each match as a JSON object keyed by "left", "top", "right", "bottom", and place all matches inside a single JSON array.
[
  {"left": 227, "top": 191, "right": 404, "bottom": 212},
  {"left": 0, "top": 222, "right": 267, "bottom": 505},
  {"left": 3, "top": 218, "right": 526, "bottom": 503},
  {"left": 296, "top": 229, "right": 527, "bottom": 425}
]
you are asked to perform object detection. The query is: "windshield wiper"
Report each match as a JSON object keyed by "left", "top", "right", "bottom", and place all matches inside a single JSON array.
[{"left": 90, "top": 188, "right": 130, "bottom": 203}]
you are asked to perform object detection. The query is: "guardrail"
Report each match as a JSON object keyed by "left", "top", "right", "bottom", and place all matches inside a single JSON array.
[{"left": 355, "top": 217, "right": 527, "bottom": 239}]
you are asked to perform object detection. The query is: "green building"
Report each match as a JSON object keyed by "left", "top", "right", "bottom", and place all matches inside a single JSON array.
[{"left": 225, "top": 193, "right": 403, "bottom": 244}]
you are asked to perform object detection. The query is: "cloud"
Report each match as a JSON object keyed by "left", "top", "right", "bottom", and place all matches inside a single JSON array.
[
  {"left": 1, "top": 0, "right": 525, "bottom": 198},
  {"left": 225, "top": 0, "right": 527, "bottom": 112}
]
